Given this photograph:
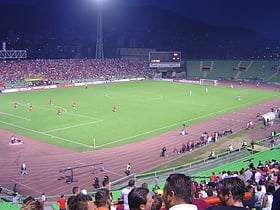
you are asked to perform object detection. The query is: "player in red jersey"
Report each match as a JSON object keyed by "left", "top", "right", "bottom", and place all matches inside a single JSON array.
[
  {"left": 57, "top": 107, "right": 61, "bottom": 115},
  {"left": 112, "top": 105, "right": 117, "bottom": 112},
  {"left": 29, "top": 103, "right": 33, "bottom": 111}
]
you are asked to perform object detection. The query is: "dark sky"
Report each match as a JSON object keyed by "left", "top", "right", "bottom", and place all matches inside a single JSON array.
[{"left": 1, "top": 0, "right": 280, "bottom": 40}]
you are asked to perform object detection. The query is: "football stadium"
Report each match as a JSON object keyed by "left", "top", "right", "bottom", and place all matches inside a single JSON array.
[{"left": 1, "top": 1, "right": 280, "bottom": 210}]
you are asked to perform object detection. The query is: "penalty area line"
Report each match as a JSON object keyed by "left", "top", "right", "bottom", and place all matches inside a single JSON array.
[{"left": 0, "top": 120, "right": 93, "bottom": 148}]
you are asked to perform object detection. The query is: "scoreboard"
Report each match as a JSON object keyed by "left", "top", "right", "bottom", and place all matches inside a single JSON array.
[{"left": 149, "top": 51, "right": 181, "bottom": 68}]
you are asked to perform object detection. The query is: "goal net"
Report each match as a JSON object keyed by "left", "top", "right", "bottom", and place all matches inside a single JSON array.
[{"left": 200, "top": 79, "right": 218, "bottom": 86}]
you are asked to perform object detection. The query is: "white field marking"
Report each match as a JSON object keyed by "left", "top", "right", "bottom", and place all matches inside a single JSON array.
[
  {"left": 44, "top": 120, "right": 104, "bottom": 133},
  {"left": 94, "top": 95, "right": 277, "bottom": 148},
  {"left": 11, "top": 101, "right": 102, "bottom": 121},
  {"left": 105, "top": 93, "right": 163, "bottom": 101},
  {"left": 12, "top": 120, "right": 31, "bottom": 124},
  {"left": 38, "top": 104, "right": 103, "bottom": 121},
  {"left": 0, "top": 120, "right": 93, "bottom": 148},
  {"left": 0, "top": 112, "right": 31, "bottom": 121}
]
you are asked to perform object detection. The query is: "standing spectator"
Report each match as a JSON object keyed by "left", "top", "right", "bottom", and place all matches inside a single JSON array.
[
  {"left": 21, "top": 161, "right": 28, "bottom": 176},
  {"left": 272, "top": 185, "right": 280, "bottom": 210},
  {"left": 67, "top": 186, "right": 81, "bottom": 208},
  {"left": 126, "top": 163, "right": 131, "bottom": 176},
  {"left": 262, "top": 183, "right": 275, "bottom": 210},
  {"left": 57, "top": 194, "right": 67, "bottom": 210},
  {"left": 102, "top": 180, "right": 113, "bottom": 202},
  {"left": 206, "top": 177, "right": 248, "bottom": 210},
  {"left": 162, "top": 173, "right": 197, "bottom": 210},
  {"left": 95, "top": 188, "right": 111, "bottom": 210},
  {"left": 41, "top": 193, "right": 47, "bottom": 205},
  {"left": 255, "top": 185, "right": 265, "bottom": 210},
  {"left": 128, "top": 187, "right": 153, "bottom": 210},
  {"left": 121, "top": 180, "right": 135, "bottom": 210}
]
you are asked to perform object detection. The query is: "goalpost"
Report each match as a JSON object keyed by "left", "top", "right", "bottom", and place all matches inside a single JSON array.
[{"left": 199, "top": 79, "right": 218, "bottom": 86}]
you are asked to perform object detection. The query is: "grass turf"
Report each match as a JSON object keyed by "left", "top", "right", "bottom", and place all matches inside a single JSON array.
[{"left": 0, "top": 80, "right": 279, "bottom": 151}]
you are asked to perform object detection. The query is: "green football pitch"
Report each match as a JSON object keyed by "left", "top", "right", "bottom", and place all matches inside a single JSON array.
[{"left": 0, "top": 80, "right": 279, "bottom": 151}]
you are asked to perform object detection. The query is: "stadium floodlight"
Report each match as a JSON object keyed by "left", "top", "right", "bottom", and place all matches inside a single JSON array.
[{"left": 95, "top": 0, "right": 105, "bottom": 59}]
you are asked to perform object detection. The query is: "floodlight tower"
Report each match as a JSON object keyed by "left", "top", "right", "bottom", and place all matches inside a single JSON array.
[{"left": 95, "top": 0, "right": 104, "bottom": 59}]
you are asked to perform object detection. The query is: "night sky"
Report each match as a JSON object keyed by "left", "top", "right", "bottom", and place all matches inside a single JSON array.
[{"left": 0, "top": 0, "right": 279, "bottom": 41}]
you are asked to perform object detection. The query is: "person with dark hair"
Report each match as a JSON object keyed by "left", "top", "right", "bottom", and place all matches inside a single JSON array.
[
  {"left": 126, "top": 163, "right": 131, "bottom": 176},
  {"left": 160, "top": 146, "right": 167, "bottom": 157},
  {"left": 67, "top": 186, "right": 81, "bottom": 208},
  {"left": 262, "top": 183, "right": 275, "bottom": 210},
  {"left": 128, "top": 187, "right": 153, "bottom": 210},
  {"left": 162, "top": 173, "right": 197, "bottom": 210},
  {"left": 206, "top": 177, "right": 248, "bottom": 210},
  {"left": 121, "top": 179, "right": 136, "bottom": 210},
  {"left": 95, "top": 188, "right": 111, "bottom": 210},
  {"left": 20, "top": 199, "right": 43, "bottom": 210},
  {"left": 68, "top": 193, "right": 95, "bottom": 210},
  {"left": 57, "top": 194, "right": 67, "bottom": 210},
  {"left": 94, "top": 176, "right": 100, "bottom": 189},
  {"left": 272, "top": 185, "right": 280, "bottom": 210},
  {"left": 151, "top": 194, "right": 162, "bottom": 210}
]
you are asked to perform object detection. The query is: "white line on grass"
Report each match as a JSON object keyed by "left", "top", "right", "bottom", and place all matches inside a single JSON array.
[
  {"left": 0, "top": 112, "right": 31, "bottom": 121},
  {"left": 0, "top": 120, "right": 93, "bottom": 148},
  {"left": 94, "top": 95, "right": 276, "bottom": 148},
  {"left": 44, "top": 120, "right": 104, "bottom": 133}
]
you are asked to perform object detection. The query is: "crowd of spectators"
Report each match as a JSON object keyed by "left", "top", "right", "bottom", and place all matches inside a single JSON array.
[
  {"left": 2, "top": 157, "right": 280, "bottom": 210},
  {"left": 0, "top": 58, "right": 152, "bottom": 86},
  {"left": 172, "top": 129, "right": 233, "bottom": 155}
]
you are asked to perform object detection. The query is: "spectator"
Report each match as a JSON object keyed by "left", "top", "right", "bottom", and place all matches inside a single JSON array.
[
  {"left": 162, "top": 173, "right": 197, "bottom": 210},
  {"left": 151, "top": 194, "right": 162, "bottom": 210},
  {"left": 272, "top": 184, "right": 280, "bottom": 210},
  {"left": 206, "top": 177, "right": 248, "bottom": 210},
  {"left": 57, "top": 194, "right": 67, "bottom": 210},
  {"left": 67, "top": 186, "right": 81, "bottom": 208},
  {"left": 262, "top": 183, "right": 275, "bottom": 210},
  {"left": 20, "top": 199, "right": 43, "bottom": 210},
  {"left": 68, "top": 193, "right": 95, "bottom": 210},
  {"left": 95, "top": 188, "right": 111, "bottom": 210},
  {"left": 128, "top": 187, "right": 153, "bottom": 210},
  {"left": 121, "top": 179, "right": 135, "bottom": 210}
]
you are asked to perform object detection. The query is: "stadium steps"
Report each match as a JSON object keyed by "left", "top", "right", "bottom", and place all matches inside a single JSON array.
[
  {"left": 234, "top": 70, "right": 241, "bottom": 80},
  {"left": 266, "top": 71, "right": 278, "bottom": 82},
  {"left": 245, "top": 61, "right": 253, "bottom": 72}
]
